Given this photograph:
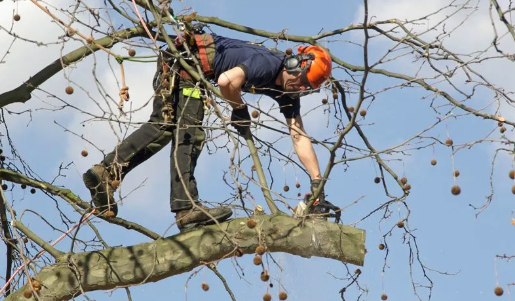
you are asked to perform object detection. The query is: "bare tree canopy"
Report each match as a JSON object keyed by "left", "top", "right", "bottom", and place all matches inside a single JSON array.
[{"left": 0, "top": 0, "right": 514, "bottom": 300}]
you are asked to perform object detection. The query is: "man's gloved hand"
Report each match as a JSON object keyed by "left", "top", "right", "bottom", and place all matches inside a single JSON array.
[
  {"left": 310, "top": 178, "right": 326, "bottom": 206},
  {"left": 231, "top": 106, "right": 251, "bottom": 135}
]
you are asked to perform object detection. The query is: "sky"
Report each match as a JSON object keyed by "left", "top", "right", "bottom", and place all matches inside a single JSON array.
[{"left": 1, "top": 0, "right": 515, "bottom": 300}]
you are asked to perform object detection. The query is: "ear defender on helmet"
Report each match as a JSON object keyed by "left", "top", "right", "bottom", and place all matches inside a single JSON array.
[{"left": 284, "top": 54, "right": 314, "bottom": 73}]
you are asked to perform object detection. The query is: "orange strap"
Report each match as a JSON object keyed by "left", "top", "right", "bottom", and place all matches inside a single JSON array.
[{"left": 194, "top": 34, "right": 214, "bottom": 78}]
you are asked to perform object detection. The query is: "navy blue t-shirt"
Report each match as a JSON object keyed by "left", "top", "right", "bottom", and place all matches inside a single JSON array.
[{"left": 212, "top": 35, "right": 300, "bottom": 119}]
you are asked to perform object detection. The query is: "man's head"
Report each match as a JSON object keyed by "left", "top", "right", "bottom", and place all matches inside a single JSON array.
[{"left": 278, "top": 45, "right": 332, "bottom": 96}]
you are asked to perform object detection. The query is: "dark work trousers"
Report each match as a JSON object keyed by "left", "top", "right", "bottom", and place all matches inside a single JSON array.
[{"left": 102, "top": 82, "right": 206, "bottom": 213}]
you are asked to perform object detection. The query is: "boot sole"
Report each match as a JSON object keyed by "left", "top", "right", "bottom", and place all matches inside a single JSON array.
[{"left": 179, "top": 210, "right": 233, "bottom": 231}]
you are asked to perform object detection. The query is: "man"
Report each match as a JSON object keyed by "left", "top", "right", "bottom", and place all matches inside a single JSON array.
[{"left": 83, "top": 32, "right": 332, "bottom": 231}]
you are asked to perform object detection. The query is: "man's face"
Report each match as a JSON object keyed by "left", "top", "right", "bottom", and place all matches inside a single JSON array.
[{"left": 282, "top": 71, "right": 309, "bottom": 93}]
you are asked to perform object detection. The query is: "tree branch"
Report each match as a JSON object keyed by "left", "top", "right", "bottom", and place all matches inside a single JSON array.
[
  {"left": 0, "top": 185, "right": 15, "bottom": 296},
  {"left": 0, "top": 169, "right": 161, "bottom": 240},
  {"left": 491, "top": 0, "right": 515, "bottom": 42},
  {"left": 5, "top": 215, "right": 365, "bottom": 301},
  {"left": 12, "top": 221, "right": 64, "bottom": 259},
  {"left": 0, "top": 26, "right": 146, "bottom": 108}
]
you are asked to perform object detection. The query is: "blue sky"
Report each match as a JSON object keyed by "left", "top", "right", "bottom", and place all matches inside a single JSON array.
[{"left": 1, "top": 0, "right": 515, "bottom": 300}]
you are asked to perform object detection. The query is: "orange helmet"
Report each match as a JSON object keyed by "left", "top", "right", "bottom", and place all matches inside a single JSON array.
[{"left": 295, "top": 46, "right": 332, "bottom": 89}]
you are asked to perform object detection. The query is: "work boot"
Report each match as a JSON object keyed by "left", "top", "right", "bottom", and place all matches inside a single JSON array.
[
  {"left": 176, "top": 204, "right": 233, "bottom": 231},
  {"left": 82, "top": 165, "right": 118, "bottom": 216}
]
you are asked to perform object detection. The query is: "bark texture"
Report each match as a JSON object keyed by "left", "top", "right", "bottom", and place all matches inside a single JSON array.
[{"left": 6, "top": 214, "right": 365, "bottom": 301}]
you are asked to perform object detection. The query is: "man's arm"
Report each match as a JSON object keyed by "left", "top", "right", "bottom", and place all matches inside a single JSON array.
[
  {"left": 286, "top": 116, "right": 322, "bottom": 180},
  {"left": 217, "top": 66, "right": 246, "bottom": 109}
]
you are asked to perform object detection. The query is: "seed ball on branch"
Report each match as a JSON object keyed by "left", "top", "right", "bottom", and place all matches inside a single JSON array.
[
  {"left": 30, "top": 188, "right": 36, "bottom": 194},
  {"left": 283, "top": 185, "right": 289, "bottom": 192},
  {"left": 263, "top": 293, "right": 272, "bottom": 301},
  {"left": 494, "top": 286, "right": 504, "bottom": 296},
  {"left": 451, "top": 185, "right": 461, "bottom": 196},
  {"left": 297, "top": 192, "right": 301, "bottom": 197},
  {"left": 400, "top": 177, "right": 407, "bottom": 185},
  {"left": 86, "top": 37, "right": 94, "bottom": 44},
  {"left": 445, "top": 138, "right": 453, "bottom": 146},
  {"left": 104, "top": 210, "right": 116, "bottom": 218},
  {"left": 378, "top": 243, "right": 385, "bottom": 250},
  {"left": 23, "top": 289, "right": 32, "bottom": 298},
  {"left": 111, "top": 180, "right": 120, "bottom": 189},
  {"left": 251, "top": 110, "right": 260, "bottom": 118},
  {"left": 23, "top": 237, "right": 29, "bottom": 243},
  {"left": 1, "top": 184, "right": 7, "bottom": 190},
  {"left": 322, "top": 98, "right": 328, "bottom": 104},
  {"left": 13, "top": 14, "right": 20, "bottom": 21},
  {"left": 510, "top": 170, "right": 515, "bottom": 179},
  {"left": 65, "top": 86, "right": 74, "bottom": 95},
  {"left": 374, "top": 177, "right": 381, "bottom": 184},
  {"left": 454, "top": 170, "right": 460, "bottom": 177},
  {"left": 253, "top": 255, "right": 262, "bottom": 265},
  {"left": 332, "top": 93, "right": 338, "bottom": 100},
  {"left": 81, "top": 150, "right": 88, "bottom": 157},
  {"left": 260, "top": 270, "right": 270, "bottom": 282},
  {"left": 295, "top": 182, "right": 300, "bottom": 188},
  {"left": 511, "top": 185, "right": 515, "bottom": 194},
  {"left": 32, "top": 280, "right": 41, "bottom": 291},
  {"left": 500, "top": 126, "right": 507, "bottom": 133},
  {"left": 235, "top": 247, "right": 244, "bottom": 257},
  {"left": 498, "top": 121, "right": 504, "bottom": 127},
  {"left": 381, "top": 293, "right": 388, "bottom": 300},
  {"left": 403, "top": 183, "right": 411, "bottom": 191},
  {"left": 251, "top": 165, "right": 256, "bottom": 171},
  {"left": 21, "top": 184, "right": 26, "bottom": 189},
  {"left": 247, "top": 218, "right": 257, "bottom": 229},
  {"left": 285, "top": 48, "right": 293, "bottom": 56},
  {"left": 201, "top": 282, "right": 209, "bottom": 291},
  {"left": 255, "top": 245, "right": 265, "bottom": 255},
  {"left": 430, "top": 159, "right": 437, "bottom": 166},
  {"left": 396, "top": 221, "right": 404, "bottom": 228},
  {"left": 128, "top": 49, "right": 136, "bottom": 57},
  {"left": 348, "top": 106, "right": 355, "bottom": 113},
  {"left": 359, "top": 109, "right": 367, "bottom": 117},
  {"left": 279, "top": 291, "right": 288, "bottom": 300},
  {"left": 0, "top": 155, "right": 5, "bottom": 162},
  {"left": 354, "top": 268, "right": 361, "bottom": 275}
]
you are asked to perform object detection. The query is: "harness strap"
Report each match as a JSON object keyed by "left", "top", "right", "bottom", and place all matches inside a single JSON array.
[
  {"left": 194, "top": 34, "right": 215, "bottom": 78},
  {"left": 161, "top": 34, "right": 215, "bottom": 82}
]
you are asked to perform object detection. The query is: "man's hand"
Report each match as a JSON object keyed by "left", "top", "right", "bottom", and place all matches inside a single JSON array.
[
  {"left": 310, "top": 178, "right": 325, "bottom": 205},
  {"left": 231, "top": 107, "right": 251, "bottom": 135}
]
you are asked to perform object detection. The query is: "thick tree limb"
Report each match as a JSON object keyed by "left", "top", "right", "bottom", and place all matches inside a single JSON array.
[{"left": 5, "top": 215, "right": 365, "bottom": 301}]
